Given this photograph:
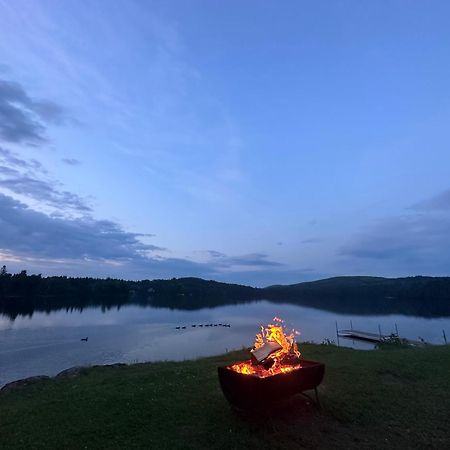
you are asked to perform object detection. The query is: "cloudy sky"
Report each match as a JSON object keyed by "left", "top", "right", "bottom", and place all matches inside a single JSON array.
[{"left": 1, "top": 1, "right": 450, "bottom": 286}]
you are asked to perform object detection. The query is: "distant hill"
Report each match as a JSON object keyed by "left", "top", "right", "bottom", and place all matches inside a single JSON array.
[
  {"left": 263, "top": 276, "right": 450, "bottom": 316},
  {"left": 1, "top": 267, "right": 450, "bottom": 318}
]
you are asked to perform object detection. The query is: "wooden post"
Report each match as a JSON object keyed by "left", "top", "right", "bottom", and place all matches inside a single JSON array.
[
  {"left": 378, "top": 324, "right": 382, "bottom": 339},
  {"left": 335, "top": 320, "right": 340, "bottom": 347},
  {"left": 395, "top": 323, "right": 399, "bottom": 336},
  {"left": 443, "top": 330, "right": 447, "bottom": 345},
  {"left": 350, "top": 320, "right": 354, "bottom": 345}
]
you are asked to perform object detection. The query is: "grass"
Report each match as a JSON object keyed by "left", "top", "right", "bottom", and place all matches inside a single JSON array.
[{"left": 1, "top": 344, "right": 449, "bottom": 449}]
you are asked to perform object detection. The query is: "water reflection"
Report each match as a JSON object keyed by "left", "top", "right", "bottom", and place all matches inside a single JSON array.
[{"left": 1, "top": 301, "right": 450, "bottom": 388}]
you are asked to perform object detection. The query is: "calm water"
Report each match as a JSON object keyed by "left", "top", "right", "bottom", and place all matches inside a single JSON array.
[{"left": 1, "top": 300, "right": 450, "bottom": 387}]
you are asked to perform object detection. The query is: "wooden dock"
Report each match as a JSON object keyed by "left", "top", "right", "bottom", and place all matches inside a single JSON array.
[{"left": 338, "top": 329, "right": 427, "bottom": 346}]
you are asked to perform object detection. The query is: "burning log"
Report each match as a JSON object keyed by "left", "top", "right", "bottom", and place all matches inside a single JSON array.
[{"left": 250, "top": 341, "right": 282, "bottom": 364}]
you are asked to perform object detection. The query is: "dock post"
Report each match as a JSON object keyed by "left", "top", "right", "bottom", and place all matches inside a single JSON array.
[
  {"left": 378, "top": 324, "right": 382, "bottom": 339},
  {"left": 443, "top": 330, "right": 447, "bottom": 345},
  {"left": 395, "top": 323, "right": 399, "bottom": 336},
  {"left": 350, "top": 320, "right": 353, "bottom": 330},
  {"left": 335, "top": 320, "right": 340, "bottom": 347}
]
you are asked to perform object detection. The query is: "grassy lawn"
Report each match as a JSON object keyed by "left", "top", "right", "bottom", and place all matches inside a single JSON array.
[{"left": 1, "top": 344, "right": 449, "bottom": 449}]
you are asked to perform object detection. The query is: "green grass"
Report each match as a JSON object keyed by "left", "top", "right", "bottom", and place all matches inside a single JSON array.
[{"left": 1, "top": 344, "right": 449, "bottom": 449}]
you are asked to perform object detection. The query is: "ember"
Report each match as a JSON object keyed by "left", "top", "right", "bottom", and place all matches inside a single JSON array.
[{"left": 230, "top": 317, "right": 302, "bottom": 378}]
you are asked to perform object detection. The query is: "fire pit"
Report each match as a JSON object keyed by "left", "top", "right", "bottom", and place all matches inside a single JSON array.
[{"left": 218, "top": 317, "right": 325, "bottom": 410}]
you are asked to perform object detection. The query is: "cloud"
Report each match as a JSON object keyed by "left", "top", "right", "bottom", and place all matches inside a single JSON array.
[
  {"left": 301, "top": 238, "right": 322, "bottom": 244},
  {"left": 410, "top": 188, "right": 450, "bottom": 211},
  {"left": 0, "top": 146, "right": 44, "bottom": 171},
  {"left": 341, "top": 214, "right": 450, "bottom": 261},
  {"left": 340, "top": 190, "right": 450, "bottom": 274},
  {"left": 0, "top": 174, "right": 92, "bottom": 213},
  {"left": 0, "top": 6, "right": 245, "bottom": 206},
  {"left": 31, "top": 100, "right": 67, "bottom": 125},
  {"left": 0, "top": 192, "right": 222, "bottom": 280},
  {"left": 207, "top": 250, "right": 226, "bottom": 258},
  {"left": 209, "top": 252, "right": 283, "bottom": 268},
  {"left": 0, "top": 78, "right": 67, "bottom": 145},
  {"left": 0, "top": 147, "right": 90, "bottom": 213},
  {"left": 227, "top": 253, "right": 283, "bottom": 267},
  {"left": 0, "top": 193, "right": 162, "bottom": 261},
  {"left": 61, "top": 158, "right": 81, "bottom": 166},
  {"left": 0, "top": 193, "right": 302, "bottom": 284}
]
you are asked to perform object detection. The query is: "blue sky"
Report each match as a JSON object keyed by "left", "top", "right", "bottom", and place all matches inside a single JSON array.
[{"left": 1, "top": 0, "right": 450, "bottom": 286}]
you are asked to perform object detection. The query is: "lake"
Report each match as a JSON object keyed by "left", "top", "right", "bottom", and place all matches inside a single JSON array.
[{"left": 1, "top": 300, "right": 450, "bottom": 387}]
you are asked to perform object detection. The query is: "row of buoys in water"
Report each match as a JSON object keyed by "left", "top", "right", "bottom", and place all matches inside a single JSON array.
[{"left": 175, "top": 323, "right": 231, "bottom": 330}]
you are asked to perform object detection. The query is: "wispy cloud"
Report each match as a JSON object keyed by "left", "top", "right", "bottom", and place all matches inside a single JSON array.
[
  {"left": 1, "top": 2, "right": 247, "bottom": 209},
  {"left": 0, "top": 193, "right": 162, "bottom": 261},
  {"left": 0, "top": 146, "right": 44, "bottom": 171},
  {"left": 0, "top": 146, "right": 90, "bottom": 213},
  {"left": 0, "top": 192, "right": 223, "bottom": 281},
  {"left": 410, "top": 188, "right": 450, "bottom": 211},
  {"left": 207, "top": 250, "right": 227, "bottom": 258},
  {"left": 61, "top": 158, "right": 81, "bottom": 166},
  {"left": 340, "top": 188, "right": 450, "bottom": 274},
  {"left": 0, "top": 78, "right": 67, "bottom": 145},
  {"left": 206, "top": 250, "right": 283, "bottom": 269},
  {"left": 0, "top": 172, "right": 91, "bottom": 213}
]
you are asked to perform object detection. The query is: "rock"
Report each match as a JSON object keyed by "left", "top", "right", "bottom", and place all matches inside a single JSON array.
[
  {"left": 1, "top": 362, "right": 129, "bottom": 392},
  {"left": 1, "top": 375, "right": 50, "bottom": 392},
  {"left": 56, "top": 366, "right": 86, "bottom": 378}
]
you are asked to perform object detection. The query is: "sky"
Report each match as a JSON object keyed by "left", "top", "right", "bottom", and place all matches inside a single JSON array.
[{"left": 1, "top": 0, "right": 450, "bottom": 286}]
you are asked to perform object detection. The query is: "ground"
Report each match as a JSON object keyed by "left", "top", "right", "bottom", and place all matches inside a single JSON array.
[{"left": 1, "top": 344, "right": 449, "bottom": 449}]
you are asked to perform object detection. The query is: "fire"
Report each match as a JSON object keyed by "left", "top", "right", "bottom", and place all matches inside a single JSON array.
[{"left": 230, "top": 317, "right": 301, "bottom": 378}]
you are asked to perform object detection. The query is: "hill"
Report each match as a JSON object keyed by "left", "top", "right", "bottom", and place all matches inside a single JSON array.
[{"left": 263, "top": 276, "right": 450, "bottom": 316}]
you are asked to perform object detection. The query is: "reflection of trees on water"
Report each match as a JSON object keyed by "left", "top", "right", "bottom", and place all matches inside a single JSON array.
[{"left": 1, "top": 266, "right": 450, "bottom": 320}]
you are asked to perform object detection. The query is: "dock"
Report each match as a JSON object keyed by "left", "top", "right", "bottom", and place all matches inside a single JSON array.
[{"left": 338, "top": 329, "right": 427, "bottom": 346}]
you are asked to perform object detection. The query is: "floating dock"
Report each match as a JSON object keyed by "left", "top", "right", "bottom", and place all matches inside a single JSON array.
[{"left": 338, "top": 329, "right": 427, "bottom": 346}]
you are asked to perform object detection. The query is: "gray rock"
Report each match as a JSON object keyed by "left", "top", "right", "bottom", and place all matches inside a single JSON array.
[
  {"left": 56, "top": 366, "right": 86, "bottom": 378},
  {"left": 1, "top": 375, "right": 50, "bottom": 392},
  {"left": 1, "top": 362, "right": 130, "bottom": 392}
]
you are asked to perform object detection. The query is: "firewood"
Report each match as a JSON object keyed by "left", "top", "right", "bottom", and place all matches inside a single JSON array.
[{"left": 250, "top": 341, "right": 282, "bottom": 364}]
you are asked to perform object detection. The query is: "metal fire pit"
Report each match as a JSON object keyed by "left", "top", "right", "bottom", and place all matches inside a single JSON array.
[{"left": 218, "top": 359, "right": 325, "bottom": 410}]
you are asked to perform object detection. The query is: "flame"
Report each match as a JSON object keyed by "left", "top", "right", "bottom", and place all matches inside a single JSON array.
[{"left": 230, "top": 317, "right": 301, "bottom": 378}]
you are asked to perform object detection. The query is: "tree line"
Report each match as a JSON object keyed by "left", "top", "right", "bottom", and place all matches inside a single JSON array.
[{"left": 2, "top": 267, "right": 450, "bottom": 319}]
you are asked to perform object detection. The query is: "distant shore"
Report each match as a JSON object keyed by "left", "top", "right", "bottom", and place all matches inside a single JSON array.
[{"left": 2, "top": 272, "right": 450, "bottom": 318}]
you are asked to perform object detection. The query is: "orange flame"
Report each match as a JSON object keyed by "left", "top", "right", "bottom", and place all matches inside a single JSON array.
[{"left": 230, "top": 317, "right": 301, "bottom": 378}]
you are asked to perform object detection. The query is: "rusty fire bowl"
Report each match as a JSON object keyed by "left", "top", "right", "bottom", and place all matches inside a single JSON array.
[{"left": 217, "top": 359, "right": 325, "bottom": 410}]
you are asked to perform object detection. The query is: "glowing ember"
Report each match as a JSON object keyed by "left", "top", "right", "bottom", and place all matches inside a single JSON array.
[{"left": 230, "top": 317, "right": 301, "bottom": 378}]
